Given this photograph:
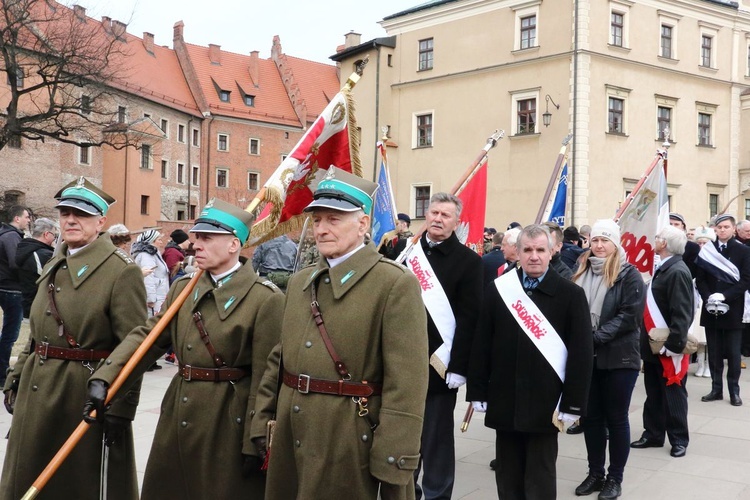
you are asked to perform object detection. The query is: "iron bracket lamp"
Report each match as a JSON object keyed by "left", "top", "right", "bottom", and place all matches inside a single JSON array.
[{"left": 542, "top": 94, "right": 560, "bottom": 127}]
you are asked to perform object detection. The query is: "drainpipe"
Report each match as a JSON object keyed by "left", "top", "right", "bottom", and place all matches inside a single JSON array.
[
  {"left": 205, "top": 116, "right": 214, "bottom": 206},
  {"left": 571, "top": 0, "right": 579, "bottom": 225},
  {"left": 373, "top": 44, "right": 381, "bottom": 182},
  {"left": 187, "top": 117, "right": 192, "bottom": 219},
  {"left": 123, "top": 143, "right": 129, "bottom": 227}
]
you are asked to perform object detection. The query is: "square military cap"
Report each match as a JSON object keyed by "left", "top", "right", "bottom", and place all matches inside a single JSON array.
[
  {"left": 54, "top": 177, "right": 115, "bottom": 216},
  {"left": 190, "top": 198, "right": 254, "bottom": 244},
  {"left": 304, "top": 166, "right": 379, "bottom": 215}
]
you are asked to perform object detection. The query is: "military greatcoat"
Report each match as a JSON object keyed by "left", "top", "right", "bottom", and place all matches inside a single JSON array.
[
  {"left": 1, "top": 233, "right": 147, "bottom": 500},
  {"left": 92, "top": 259, "right": 284, "bottom": 499},
  {"left": 253, "top": 243, "right": 429, "bottom": 500}
]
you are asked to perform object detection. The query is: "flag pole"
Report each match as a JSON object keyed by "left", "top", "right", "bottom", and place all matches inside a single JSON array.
[
  {"left": 20, "top": 62, "right": 371, "bottom": 500},
  {"left": 395, "top": 129, "right": 504, "bottom": 264},
  {"left": 534, "top": 134, "right": 573, "bottom": 224},
  {"left": 613, "top": 149, "right": 665, "bottom": 222}
]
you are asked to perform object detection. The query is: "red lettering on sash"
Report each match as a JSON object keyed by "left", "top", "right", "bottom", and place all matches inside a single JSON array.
[
  {"left": 511, "top": 299, "right": 547, "bottom": 339},
  {"left": 409, "top": 256, "right": 434, "bottom": 292}
]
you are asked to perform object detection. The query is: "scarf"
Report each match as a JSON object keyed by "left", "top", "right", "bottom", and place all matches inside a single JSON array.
[{"left": 576, "top": 256, "right": 608, "bottom": 331}]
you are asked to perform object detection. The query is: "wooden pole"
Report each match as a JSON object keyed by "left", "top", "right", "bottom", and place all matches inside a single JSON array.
[{"left": 534, "top": 134, "right": 573, "bottom": 224}]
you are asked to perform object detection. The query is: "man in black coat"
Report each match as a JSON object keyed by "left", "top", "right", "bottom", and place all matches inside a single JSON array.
[
  {"left": 669, "top": 213, "right": 700, "bottom": 277},
  {"left": 631, "top": 226, "right": 694, "bottom": 458},
  {"left": 468, "top": 224, "right": 593, "bottom": 499},
  {"left": 695, "top": 214, "right": 750, "bottom": 406},
  {"left": 411, "top": 193, "right": 483, "bottom": 500},
  {"left": 15, "top": 218, "right": 57, "bottom": 318},
  {"left": 481, "top": 232, "right": 506, "bottom": 287}
]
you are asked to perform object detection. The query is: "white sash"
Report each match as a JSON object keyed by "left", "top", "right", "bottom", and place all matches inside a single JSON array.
[
  {"left": 406, "top": 241, "right": 455, "bottom": 378},
  {"left": 495, "top": 271, "right": 567, "bottom": 384},
  {"left": 646, "top": 278, "right": 686, "bottom": 375}
]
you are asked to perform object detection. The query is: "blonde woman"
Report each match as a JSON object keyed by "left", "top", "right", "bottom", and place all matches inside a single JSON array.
[{"left": 572, "top": 219, "right": 645, "bottom": 500}]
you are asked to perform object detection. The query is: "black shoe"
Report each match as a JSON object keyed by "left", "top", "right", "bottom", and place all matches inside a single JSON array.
[
  {"left": 489, "top": 459, "right": 496, "bottom": 470},
  {"left": 575, "top": 474, "right": 605, "bottom": 496},
  {"left": 567, "top": 422, "right": 584, "bottom": 434},
  {"left": 701, "top": 391, "right": 723, "bottom": 402},
  {"left": 598, "top": 478, "right": 622, "bottom": 500},
  {"left": 731, "top": 394, "right": 743, "bottom": 406},
  {"left": 670, "top": 445, "right": 687, "bottom": 458},
  {"left": 630, "top": 437, "right": 663, "bottom": 449}
]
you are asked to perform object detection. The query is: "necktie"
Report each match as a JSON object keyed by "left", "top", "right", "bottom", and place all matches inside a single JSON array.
[
  {"left": 524, "top": 277, "right": 539, "bottom": 290},
  {"left": 428, "top": 241, "right": 437, "bottom": 248},
  {"left": 720, "top": 244, "right": 727, "bottom": 254}
]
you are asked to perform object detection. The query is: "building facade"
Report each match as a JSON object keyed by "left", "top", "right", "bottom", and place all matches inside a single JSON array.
[{"left": 333, "top": 0, "right": 750, "bottom": 229}]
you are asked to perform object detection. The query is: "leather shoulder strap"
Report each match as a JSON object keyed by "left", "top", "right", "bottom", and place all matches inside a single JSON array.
[
  {"left": 47, "top": 264, "right": 80, "bottom": 348},
  {"left": 193, "top": 311, "right": 225, "bottom": 368},
  {"left": 310, "top": 275, "right": 350, "bottom": 379}
]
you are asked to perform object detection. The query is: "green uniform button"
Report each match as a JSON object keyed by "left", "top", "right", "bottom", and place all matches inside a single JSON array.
[
  {"left": 293, "top": 406, "right": 300, "bottom": 413},
  {"left": 182, "top": 397, "right": 188, "bottom": 403},
  {"left": 106, "top": 359, "right": 112, "bottom": 365},
  {"left": 324, "top": 277, "right": 331, "bottom": 284},
  {"left": 56, "top": 287, "right": 61, "bottom": 292},
  {"left": 305, "top": 341, "right": 312, "bottom": 348},
  {"left": 187, "top": 345, "right": 193, "bottom": 350},
  {"left": 62, "top": 265, "right": 68, "bottom": 269},
  {"left": 399, "top": 459, "right": 405, "bottom": 465},
  {"left": 39, "top": 360, "right": 44, "bottom": 366},
  {"left": 181, "top": 421, "right": 187, "bottom": 427},
  {"left": 250, "top": 410, "right": 255, "bottom": 416},
  {"left": 295, "top": 440, "right": 301, "bottom": 447},
  {"left": 361, "top": 435, "right": 368, "bottom": 442},
  {"left": 387, "top": 456, "right": 395, "bottom": 464},
  {"left": 32, "top": 385, "right": 38, "bottom": 391},
  {"left": 236, "top": 418, "right": 242, "bottom": 424}
]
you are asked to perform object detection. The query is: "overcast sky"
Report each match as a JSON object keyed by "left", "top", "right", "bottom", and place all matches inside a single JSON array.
[{"left": 74, "top": 0, "right": 415, "bottom": 64}]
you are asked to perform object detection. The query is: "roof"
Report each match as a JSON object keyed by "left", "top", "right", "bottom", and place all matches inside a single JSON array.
[
  {"left": 183, "top": 43, "right": 301, "bottom": 127},
  {"left": 329, "top": 36, "right": 397, "bottom": 62},
  {"left": 281, "top": 55, "right": 339, "bottom": 118},
  {"left": 382, "top": 0, "right": 460, "bottom": 21}
]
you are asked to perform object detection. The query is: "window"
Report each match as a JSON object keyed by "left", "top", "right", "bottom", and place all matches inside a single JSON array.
[
  {"left": 160, "top": 118, "right": 168, "bottom": 135},
  {"left": 249, "top": 138, "right": 260, "bottom": 155},
  {"left": 248, "top": 172, "right": 259, "bottom": 191},
  {"left": 418, "top": 38, "right": 433, "bottom": 71},
  {"left": 611, "top": 12, "right": 624, "bottom": 47},
  {"left": 244, "top": 95, "right": 254, "bottom": 107},
  {"left": 415, "top": 113, "right": 433, "bottom": 148},
  {"left": 192, "top": 128, "right": 200, "bottom": 147},
  {"left": 701, "top": 35, "right": 712, "bottom": 67},
  {"left": 161, "top": 160, "right": 168, "bottom": 179},
  {"left": 745, "top": 199, "right": 750, "bottom": 220},
  {"left": 191, "top": 166, "right": 199, "bottom": 186},
  {"left": 177, "top": 204, "right": 186, "bottom": 221},
  {"left": 140, "top": 145, "right": 152, "bottom": 169},
  {"left": 219, "top": 90, "right": 230, "bottom": 102},
  {"left": 517, "top": 98, "right": 536, "bottom": 134},
  {"left": 7, "top": 67, "right": 23, "bottom": 87},
  {"left": 281, "top": 154, "right": 288, "bottom": 162},
  {"left": 7, "top": 136, "right": 21, "bottom": 149},
  {"left": 520, "top": 15, "right": 536, "bottom": 50},
  {"left": 414, "top": 186, "right": 431, "bottom": 218},
  {"left": 747, "top": 45, "right": 750, "bottom": 76},
  {"left": 143, "top": 112, "right": 151, "bottom": 119},
  {"left": 178, "top": 124, "right": 185, "bottom": 143},
  {"left": 698, "top": 112, "right": 712, "bottom": 146},
  {"left": 190, "top": 205, "right": 197, "bottom": 220},
  {"left": 216, "top": 168, "right": 228, "bottom": 188},
  {"left": 661, "top": 25, "right": 673, "bottom": 58},
  {"left": 218, "top": 134, "right": 229, "bottom": 151},
  {"left": 79, "top": 144, "right": 91, "bottom": 165},
  {"left": 140, "top": 195, "right": 149, "bottom": 215},
  {"left": 608, "top": 98, "right": 624, "bottom": 133},
  {"left": 117, "top": 106, "right": 126, "bottom": 124},
  {"left": 657, "top": 106, "right": 671, "bottom": 141},
  {"left": 81, "top": 95, "right": 91, "bottom": 115},
  {"left": 709, "top": 194, "right": 719, "bottom": 217},
  {"left": 177, "top": 163, "right": 185, "bottom": 184}
]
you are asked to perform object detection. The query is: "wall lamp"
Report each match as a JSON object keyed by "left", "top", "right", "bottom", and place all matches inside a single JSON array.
[{"left": 542, "top": 94, "right": 560, "bottom": 127}]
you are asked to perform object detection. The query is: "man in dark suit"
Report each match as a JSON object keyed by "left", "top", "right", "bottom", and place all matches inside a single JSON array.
[
  {"left": 669, "top": 213, "right": 700, "bottom": 277},
  {"left": 411, "top": 193, "right": 483, "bottom": 500},
  {"left": 631, "top": 226, "right": 694, "bottom": 458},
  {"left": 695, "top": 214, "right": 750, "bottom": 406},
  {"left": 468, "top": 224, "right": 593, "bottom": 499},
  {"left": 481, "top": 232, "right": 506, "bottom": 286}
]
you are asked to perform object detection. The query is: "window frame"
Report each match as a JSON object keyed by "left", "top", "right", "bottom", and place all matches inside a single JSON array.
[
  {"left": 698, "top": 112, "right": 712, "bottom": 147},
  {"left": 192, "top": 128, "right": 200, "bottom": 147},
  {"left": 413, "top": 185, "right": 432, "bottom": 219},
  {"left": 248, "top": 171, "right": 260, "bottom": 191},
  {"left": 249, "top": 138, "right": 260, "bottom": 156},
  {"left": 191, "top": 165, "right": 200, "bottom": 186},
  {"left": 177, "top": 162, "right": 185, "bottom": 184},
  {"left": 608, "top": 1, "right": 631, "bottom": 49},
  {"left": 140, "top": 144, "right": 152, "bottom": 169},
  {"left": 519, "top": 15, "right": 537, "bottom": 50},
  {"left": 160, "top": 118, "right": 169, "bottom": 137},
  {"left": 605, "top": 85, "right": 631, "bottom": 135},
  {"left": 611, "top": 11, "right": 624, "bottom": 47},
  {"left": 117, "top": 106, "right": 127, "bottom": 124},
  {"left": 217, "top": 133, "right": 229, "bottom": 152},
  {"left": 418, "top": 38, "right": 434, "bottom": 71},
  {"left": 413, "top": 112, "right": 434, "bottom": 148},
  {"left": 698, "top": 23, "right": 719, "bottom": 70},
  {"left": 177, "top": 124, "right": 186, "bottom": 144},
  {"left": 78, "top": 143, "right": 91, "bottom": 165},
  {"left": 510, "top": 89, "right": 540, "bottom": 136},
  {"left": 160, "top": 159, "right": 168, "bottom": 179},
  {"left": 660, "top": 24, "right": 673, "bottom": 59},
  {"left": 216, "top": 168, "right": 229, "bottom": 188},
  {"left": 81, "top": 94, "right": 91, "bottom": 115},
  {"left": 140, "top": 195, "right": 149, "bottom": 215}
]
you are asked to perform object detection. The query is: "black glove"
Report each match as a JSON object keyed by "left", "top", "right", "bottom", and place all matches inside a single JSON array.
[
  {"left": 103, "top": 415, "right": 129, "bottom": 447},
  {"left": 3, "top": 378, "right": 18, "bottom": 415},
  {"left": 83, "top": 379, "right": 109, "bottom": 424}
]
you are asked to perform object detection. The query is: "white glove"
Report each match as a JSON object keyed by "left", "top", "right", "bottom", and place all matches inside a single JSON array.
[
  {"left": 708, "top": 293, "right": 726, "bottom": 303},
  {"left": 557, "top": 412, "right": 579, "bottom": 424},
  {"left": 445, "top": 372, "right": 466, "bottom": 390},
  {"left": 659, "top": 346, "right": 681, "bottom": 357},
  {"left": 471, "top": 401, "right": 487, "bottom": 413}
]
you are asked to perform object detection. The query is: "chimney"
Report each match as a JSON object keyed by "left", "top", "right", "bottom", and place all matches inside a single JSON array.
[
  {"left": 344, "top": 31, "right": 361, "bottom": 49},
  {"left": 101, "top": 16, "right": 111, "bottom": 33},
  {"left": 208, "top": 44, "right": 221, "bottom": 65},
  {"left": 143, "top": 32, "right": 154, "bottom": 54},
  {"left": 249, "top": 50, "right": 259, "bottom": 87},
  {"left": 73, "top": 5, "right": 86, "bottom": 20},
  {"left": 173, "top": 20, "right": 184, "bottom": 43},
  {"left": 111, "top": 20, "right": 127, "bottom": 39}
]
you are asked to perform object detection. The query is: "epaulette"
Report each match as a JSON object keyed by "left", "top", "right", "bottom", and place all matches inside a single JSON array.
[
  {"left": 178, "top": 272, "right": 196, "bottom": 281},
  {"left": 379, "top": 257, "right": 408, "bottom": 272},
  {"left": 260, "top": 279, "right": 281, "bottom": 292},
  {"left": 114, "top": 248, "right": 135, "bottom": 265}
]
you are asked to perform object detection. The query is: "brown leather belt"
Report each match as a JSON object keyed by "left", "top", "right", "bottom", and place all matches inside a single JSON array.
[
  {"left": 283, "top": 369, "right": 382, "bottom": 397},
  {"left": 34, "top": 342, "right": 110, "bottom": 362},
  {"left": 178, "top": 363, "right": 249, "bottom": 382}
]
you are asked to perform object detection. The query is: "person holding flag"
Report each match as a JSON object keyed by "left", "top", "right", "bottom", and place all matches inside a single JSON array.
[
  {"left": 695, "top": 214, "right": 750, "bottom": 406},
  {"left": 631, "top": 225, "right": 693, "bottom": 458},
  {"left": 379, "top": 213, "right": 413, "bottom": 261}
]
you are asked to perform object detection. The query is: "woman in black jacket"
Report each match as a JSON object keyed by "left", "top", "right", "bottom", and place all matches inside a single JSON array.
[{"left": 572, "top": 219, "right": 645, "bottom": 500}]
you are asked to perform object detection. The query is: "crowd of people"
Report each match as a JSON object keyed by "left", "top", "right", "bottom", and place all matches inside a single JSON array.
[{"left": 0, "top": 172, "right": 747, "bottom": 500}]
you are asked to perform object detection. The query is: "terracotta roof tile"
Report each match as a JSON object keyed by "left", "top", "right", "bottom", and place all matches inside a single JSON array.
[{"left": 282, "top": 55, "right": 340, "bottom": 119}]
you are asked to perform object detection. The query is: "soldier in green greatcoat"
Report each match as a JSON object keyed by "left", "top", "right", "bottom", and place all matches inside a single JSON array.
[
  {"left": 85, "top": 198, "right": 284, "bottom": 499},
  {"left": 252, "top": 167, "right": 429, "bottom": 499},
  {"left": 1, "top": 178, "right": 147, "bottom": 500}
]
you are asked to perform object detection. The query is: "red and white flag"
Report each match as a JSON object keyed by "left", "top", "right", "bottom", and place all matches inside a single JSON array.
[
  {"left": 456, "top": 160, "right": 487, "bottom": 254},
  {"left": 250, "top": 90, "right": 361, "bottom": 242}
]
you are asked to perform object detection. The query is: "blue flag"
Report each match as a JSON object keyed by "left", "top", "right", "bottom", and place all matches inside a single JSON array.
[
  {"left": 546, "top": 163, "right": 568, "bottom": 226},
  {"left": 372, "top": 155, "right": 397, "bottom": 248}
]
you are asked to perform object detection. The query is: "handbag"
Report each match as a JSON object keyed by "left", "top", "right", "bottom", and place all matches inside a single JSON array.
[{"left": 648, "top": 328, "right": 699, "bottom": 355}]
